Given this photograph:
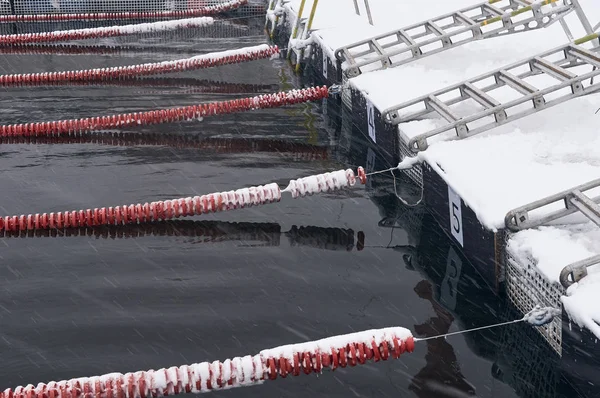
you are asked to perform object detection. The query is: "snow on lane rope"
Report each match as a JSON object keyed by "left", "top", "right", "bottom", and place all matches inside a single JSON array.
[
  {"left": 0, "top": 17, "right": 215, "bottom": 45},
  {"left": 283, "top": 168, "right": 367, "bottom": 198},
  {"left": 0, "top": 44, "right": 279, "bottom": 86},
  {"left": 0, "top": 327, "right": 414, "bottom": 396},
  {"left": 0, "top": 0, "right": 247, "bottom": 23},
  {"left": 0, "top": 85, "right": 327, "bottom": 137},
  {"left": 0, "top": 166, "right": 365, "bottom": 233}
]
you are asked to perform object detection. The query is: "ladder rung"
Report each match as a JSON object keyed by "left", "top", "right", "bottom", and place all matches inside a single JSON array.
[
  {"left": 454, "top": 11, "right": 478, "bottom": 27},
  {"left": 397, "top": 29, "right": 417, "bottom": 46},
  {"left": 427, "top": 21, "right": 446, "bottom": 36},
  {"left": 482, "top": 3, "right": 505, "bottom": 17},
  {"left": 511, "top": 0, "right": 532, "bottom": 6},
  {"left": 342, "top": 49, "right": 355, "bottom": 64},
  {"left": 532, "top": 57, "right": 576, "bottom": 81},
  {"left": 369, "top": 39, "right": 387, "bottom": 56},
  {"left": 462, "top": 82, "right": 501, "bottom": 108},
  {"left": 497, "top": 70, "right": 538, "bottom": 95},
  {"left": 568, "top": 45, "right": 600, "bottom": 68},
  {"left": 569, "top": 190, "right": 600, "bottom": 227},
  {"left": 427, "top": 95, "right": 460, "bottom": 122}
]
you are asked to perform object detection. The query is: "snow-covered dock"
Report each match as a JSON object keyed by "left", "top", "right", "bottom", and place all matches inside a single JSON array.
[{"left": 267, "top": 0, "right": 600, "bottom": 353}]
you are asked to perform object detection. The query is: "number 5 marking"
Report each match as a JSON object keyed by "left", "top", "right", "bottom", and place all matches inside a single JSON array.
[{"left": 448, "top": 186, "right": 464, "bottom": 247}]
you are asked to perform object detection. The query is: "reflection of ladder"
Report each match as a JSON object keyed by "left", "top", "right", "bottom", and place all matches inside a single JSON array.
[
  {"left": 335, "top": 0, "right": 582, "bottom": 77},
  {"left": 381, "top": 34, "right": 600, "bottom": 152},
  {"left": 505, "top": 177, "right": 600, "bottom": 288}
]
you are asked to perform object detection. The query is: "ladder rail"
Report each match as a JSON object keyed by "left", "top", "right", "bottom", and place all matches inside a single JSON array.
[
  {"left": 504, "top": 178, "right": 600, "bottom": 231},
  {"left": 504, "top": 177, "right": 600, "bottom": 289},
  {"left": 334, "top": 0, "right": 493, "bottom": 61},
  {"left": 381, "top": 42, "right": 578, "bottom": 124},
  {"left": 405, "top": 66, "right": 600, "bottom": 151},
  {"left": 560, "top": 254, "right": 600, "bottom": 288},
  {"left": 391, "top": 57, "right": 590, "bottom": 128},
  {"left": 347, "top": 4, "right": 574, "bottom": 76},
  {"left": 380, "top": 38, "right": 600, "bottom": 151},
  {"left": 343, "top": 3, "right": 574, "bottom": 66},
  {"left": 348, "top": 16, "right": 466, "bottom": 60},
  {"left": 334, "top": 0, "right": 576, "bottom": 76}
]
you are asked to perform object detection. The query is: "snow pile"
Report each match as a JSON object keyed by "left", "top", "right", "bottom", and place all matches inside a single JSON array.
[{"left": 508, "top": 223, "right": 600, "bottom": 338}]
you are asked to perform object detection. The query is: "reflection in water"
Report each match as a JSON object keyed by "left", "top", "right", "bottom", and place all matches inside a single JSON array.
[
  {"left": 0, "top": 42, "right": 211, "bottom": 56},
  {"left": 366, "top": 187, "right": 594, "bottom": 398},
  {"left": 410, "top": 280, "right": 476, "bottom": 398},
  {"left": 0, "top": 135, "right": 329, "bottom": 160},
  {"left": 0, "top": 78, "right": 279, "bottom": 93},
  {"left": 0, "top": 220, "right": 364, "bottom": 251}
]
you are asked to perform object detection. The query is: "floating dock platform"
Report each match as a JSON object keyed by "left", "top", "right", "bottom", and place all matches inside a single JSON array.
[{"left": 267, "top": 0, "right": 600, "bottom": 365}]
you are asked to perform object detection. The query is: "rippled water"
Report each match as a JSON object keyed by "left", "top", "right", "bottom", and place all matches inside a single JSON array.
[{"left": 0, "top": 15, "right": 596, "bottom": 398}]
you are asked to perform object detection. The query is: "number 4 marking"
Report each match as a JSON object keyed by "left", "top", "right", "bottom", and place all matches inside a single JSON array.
[
  {"left": 448, "top": 186, "right": 464, "bottom": 247},
  {"left": 322, "top": 48, "right": 328, "bottom": 79},
  {"left": 367, "top": 99, "right": 376, "bottom": 143}
]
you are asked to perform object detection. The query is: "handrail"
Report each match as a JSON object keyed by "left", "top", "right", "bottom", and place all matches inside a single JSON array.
[
  {"left": 559, "top": 254, "right": 600, "bottom": 288},
  {"left": 504, "top": 178, "right": 600, "bottom": 289},
  {"left": 504, "top": 178, "right": 600, "bottom": 232}
]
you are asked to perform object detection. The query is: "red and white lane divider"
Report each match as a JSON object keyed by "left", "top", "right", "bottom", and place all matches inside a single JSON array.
[
  {"left": 0, "top": 85, "right": 327, "bottom": 137},
  {"left": 0, "top": 166, "right": 366, "bottom": 233},
  {"left": 0, "top": 44, "right": 279, "bottom": 86},
  {"left": 0, "top": 0, "right": 247, "bottom": 23},
  {"left": 0, "top": 17, "right": 215, "bottom": 45},
  {"left": 0, "top": 327, "right": 414, "bottom": 397}
]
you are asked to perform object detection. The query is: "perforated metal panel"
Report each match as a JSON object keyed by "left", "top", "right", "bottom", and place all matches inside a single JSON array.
[
  {"left": 398, "top": 133, "right": 423, "bottom": 188},
  {"left": 505, "top": 249, "right": 563, "bottom": 356},
  {"left": 341, "top": 73, "right": 352, "bottom": 110},
  {"left": 495, "top": 305, "right": 560, "bottom": 398}
]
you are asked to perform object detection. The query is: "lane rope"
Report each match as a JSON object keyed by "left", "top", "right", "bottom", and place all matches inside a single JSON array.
[
  {"left": 0, "top": 44, "right": 280, "bottom": 86},
  {"left": 0, "top": 166, "right": 366, "bottom": 233},
  {"left": 0, "top": 0, "right": 247, "bottom": 23},
  {"left": 0, "top": 327, "right": 414, "bottom": 397},
  {"left": 0, "top": 85, "right": 328, "bottom": 137},
  {"left": 0, "top": 17, "right": 214, "bottom": 45}
]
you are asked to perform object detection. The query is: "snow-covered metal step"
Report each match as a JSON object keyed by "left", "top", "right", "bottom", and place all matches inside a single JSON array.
[
  {"left": 381, "top": 34, "right": 600, "bottom": 152},
  {"left": 335, "top": 0, "right": 580, "bottom": 77}
]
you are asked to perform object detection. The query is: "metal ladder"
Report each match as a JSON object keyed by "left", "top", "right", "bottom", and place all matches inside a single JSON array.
[
  {"left": 505, "top": 177, "right": 600, "bottom": 288},
  {"left": 335, "top": 0, "right": 582, "bottom": 78},
  {"left": 380, "top": 33, "right": 600, "bottom": 152}
]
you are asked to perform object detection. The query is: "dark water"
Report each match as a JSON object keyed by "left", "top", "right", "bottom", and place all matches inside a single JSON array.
[{"left": 0, "top": 16, "right": 595, "bottom": 398}]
